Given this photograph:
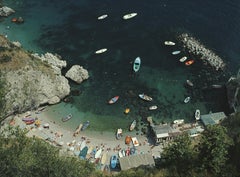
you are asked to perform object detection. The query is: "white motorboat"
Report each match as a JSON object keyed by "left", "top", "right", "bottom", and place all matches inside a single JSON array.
[
  {"left": 133, "top": 57, "right": 141, "bottom": 72},
  {"left": 129, "top": 120, "right": 136, "bottom": 131},
  {"left": 186, "top": 80, "right": 194, "bottom": 87},
  {"left": 195, "top": 109, "right": 200, "bottom": 120},
  {"left": 173, "top": 119, "right": 184, "bottom": 124},
  {"left": 172, "top": 51, "right": 181, "bottom": 55},
  {"left": 97, "top": 14, "right": 108, "bottom": 20},
  {"left": 184, "top": 96, "right": 190, "bottom": 103},
  {"left": 179, "top": 56, "right": 187, "bottom": 62},
  {"left": 149, "top": 105, "right": 158, "bottom": 110},
  {"left": 164, "top": 41, "right": 175, "bottom": 46},
  {"left": 123, "top": 13, "right": 137, "bottom": 20},
  {"left": 95, "top": 48, "right": 107, "bottom": 54},
  {"left": 139, "top": 93, "right": 153, "bottom": 101}
]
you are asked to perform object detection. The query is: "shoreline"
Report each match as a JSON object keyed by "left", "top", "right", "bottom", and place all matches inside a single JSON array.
[{"left": 2, "top": 105, "right": 163, "bottom": 168}]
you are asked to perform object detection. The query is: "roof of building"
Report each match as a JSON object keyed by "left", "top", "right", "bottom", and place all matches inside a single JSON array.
[
  {"left": 201, "top": 112, "right": 226, "bottom": 126},
  {"left": 152, "top": 124, "right": 173, "bottom": 135},
  {"left": 119, "top": 153, "right": 155, "bottom": 171}
]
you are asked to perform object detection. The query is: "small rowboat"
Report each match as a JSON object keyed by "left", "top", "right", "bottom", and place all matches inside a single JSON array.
[
  {"left": 172, "top": 51, "right": 181, "bottom": 55},
  {"left": 108, "top": 96, "right": 119, "bottom": 104},
  {"left": 164, "top": 41, "right": 175, "bottom": 46},
  {"left": 133, "top": 57, "right": 141, "bottom": 72},
  {"left": 195, "top": 109, "right": 200, "bottom": 120},
  {"left": 185, "top": 60, "right": 194, "bottom": 66},
  {"left": 184, "top": 96, "right": 190, "bottom": 103},
  {"left": 123, "top": 13, "right": 137, "bottom": 20},
  {"left": 186, "top": 80, "right": 194, "bottom": 87},
  {"left": 81, "top": 121, "right": 90, "bottom": 131},
  {"left": 95, "top": 48, "right": 107, "bottom": 54},
  {"left": 97, "top": 14, "right": 108, "bottom": 20},
  {"left": 179, "top": 56, "right": 187, "bottom": 62},
  {"left": 129, "top": 120, "right": 136, "bottom": 131},
  {"left": 116, "top": 128, "right": 123, "bottom": 140},
  {"left": 62, "top": 113, "right": 72, "bottom": 122},
  {"left": 22, "top": 117, "right": 35, "bottom": 122},
  {"left": 139, "top": 93, "right": 153, "bottom": 101},
  {"left": 149, "top": 105, "right": 158, "bottom": 110}
]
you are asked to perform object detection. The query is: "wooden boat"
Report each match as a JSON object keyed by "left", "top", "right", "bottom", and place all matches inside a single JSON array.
[
  {"left": 179, "top": 56, "right": 187, "bottom": 62},
  {"left": 139, "top": 93, "right": 153, "bottom": 101},
  {"left": 186, "top": 80, "right": 194, "bottom": 87},
  {"left": 108, "top": 96, "right": 119, "bottom": 104},
  {"left": 97, "top": 14, "right": 108, "bottom": 20},
  {"left": 149, "top": 105, "right": 158, "bottom": 110},
  {"left": 195, "top": 109, "right": 200, "bottom": 120},
  {"left": 81, "top": 121, "right": 90, "bottom": 131},
  {"left": 95, "top": 48, "right": 107, "bottom": 54},
  {"left": 173, "top": 119, "right": 184, "bottom": 124},
  {"left": 62, "top": 113, "right": 72, "bottom": 122},
  {"left": 123, "top": 13, "right": 137, "bottom": 20},
  {"left": 116, "top": 128, "right": 123, "bottom": 140},
  {"left": 133, "top": 57, "right": 141, "bottom": 72},
  {"left": 172, "top": 51, "right": 181, "bottom": 55},
  {"left": 164, "top": 41, "right": 175, "bottom": 46},
  {"left": 184, "top": 96, "right": 190, "bottom": 103},
  {"left": 129, "top": 120, "right": 136, "bottom": 131},
  {"left": 95, "top": 148, "right": 102, "bottom": 159},
  {"left": 110, "top": 155, "right": 118, "bottom": 169},
  {"left": 185, "top": 59, "right": 194, "bottom": 66}
]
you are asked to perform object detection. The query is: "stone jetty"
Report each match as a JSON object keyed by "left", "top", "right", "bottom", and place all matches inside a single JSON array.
[{"left": 178, "top": 33, "right": 225, "bottom": 71}]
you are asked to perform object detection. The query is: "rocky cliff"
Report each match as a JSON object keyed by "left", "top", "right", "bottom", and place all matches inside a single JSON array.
[{"left": 0, "top": 35, "right": 88, "bottom": 120}]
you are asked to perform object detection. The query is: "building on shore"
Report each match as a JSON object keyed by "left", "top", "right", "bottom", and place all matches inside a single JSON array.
[{"left": 200, "top": 112, "right": 227, "bottom": 127}]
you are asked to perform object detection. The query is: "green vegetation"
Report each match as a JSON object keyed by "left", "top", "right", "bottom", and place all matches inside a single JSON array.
[{"left": 0, "top": 72, "right": 6, "bottom": 121}]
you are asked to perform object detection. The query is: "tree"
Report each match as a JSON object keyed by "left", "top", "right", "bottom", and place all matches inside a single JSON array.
[{"left": 196, "top": 125, "right": 233, "bottom": 176}]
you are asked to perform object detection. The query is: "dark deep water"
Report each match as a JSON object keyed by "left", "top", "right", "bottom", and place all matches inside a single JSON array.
[{"left": 1, "top": 0, "right": 240, "bottom": 131}]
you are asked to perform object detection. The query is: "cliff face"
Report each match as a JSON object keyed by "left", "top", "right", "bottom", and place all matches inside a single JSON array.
[{"left": 0, "top": 35, "right": 70, "bottom": 119}]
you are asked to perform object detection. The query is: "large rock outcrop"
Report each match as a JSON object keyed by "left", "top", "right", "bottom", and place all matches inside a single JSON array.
[
  {"left": 0, "top": 6, "right": 15, "bottom": 17},
  {"left": 65, "top": 65, "right": 89, "bottom": 84},
  {"left": 0, "top": 35, "right": 72, "bottom": 118}
]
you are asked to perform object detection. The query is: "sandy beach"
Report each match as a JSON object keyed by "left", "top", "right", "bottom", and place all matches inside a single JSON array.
[{"left": 2, "top": 106, "right": 163, "bottom": 169}]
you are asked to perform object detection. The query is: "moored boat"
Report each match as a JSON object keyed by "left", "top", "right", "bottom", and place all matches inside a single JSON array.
[
  {"left": 123, "top": 13, "right": 137, "bottom": 20},
  {"left": 133, "top": 57, "right": 141, "bottom": 72},
  {"left": 184, "top": 96, "right": 190, "bottom": 103},
  {"left": 95, "top": 48, "right": 107, "bottom": 54},
  {"left": 195, "top": 109, "right": 200, "bottom": 120},
  {"left": 179, "top": 56, "right": 187, "bottom": 62},
  {"left": 116, "top": 128, "right": 123, "bottom": 140},
  {"left": 172, "top": 50, "right": 181, "bottom": 55},
  {"left": 108, "top": 96, "right": 119, "bottom": 104},
  {"left": 97, "top": 14, "right": 108, "bottom": 20},
  {"left": 62, "top": 113, "right": 72, "bottom": 122},
  {"left": 129, "top": 120, "right": 136, "bottom": 131},
  {"left": 124, "top": 108, "right": 130, "bottom": 114},
  {"left": 81, "top": 121, "right": 90, "bottom": 131},
  {"left": 110, "top": 155, "right": 118, "bottom": 169},
  {"left": 186, "top": 80, "right": 194, "bottom": 87},
  {"left": 164, "top": 41, "right": 175, "bottom": 46},
  {"left": 173, "top": 119, "right": 184, "bottom": 124},
  {"left": 139, "top": 93, "right": 153, "bottom": 101},
  {"left": 149, "top": 105, "right": 158, "bottom": 110},
  {"left": 185, "top": 59, "right": 194, "bottom": 66}
]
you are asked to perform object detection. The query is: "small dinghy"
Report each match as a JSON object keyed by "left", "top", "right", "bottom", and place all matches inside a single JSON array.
[
  {"left": 149, "top": 105, "right": 158, "bottom": 110},
  {"left": 185, "top": 60, "right": 194, "bottom": 66},
  {"left": 139, "top": 93, "right": 153, "bottom": 101},
  {"left": 195, "top": 109, "right": 200, "bottom": 120},
  {"left": 95, "top": 48, "right": 107, "bottom": 54},
  {"left": 186, "top": 80, "right": 194, "bottom": 87},
  {"left": 172, "top": 51, "right": 181, "bottom": 55},
  {"left": 129, "top": 120, "right": 136, "bottom": 131},
  {"left": 133, "top": 57, "right": 141, "bottom": 72},
  {"left": 123, "top": 13, "right": 137, "bottom": 20},
  {"left": 108, "top": 96, "right": 119, "bottom": 104},
  {"left": 173, "top": 119, "right": 184, "bottom": 124},
  {"left": 179, "top": 56, "right": 187, "bottom": 62},
  {"left": 97, "top": 14, "right": 108, "bottom": 20},
  {"left": 62, "top": 114, "right": 72, "bottom": 122},
  {"left": 116, "top": 128, "right": 123, "bottom": 140},
  {"left": 164, "top": 41, "right": 175, "bottom": 46},
  {"left": 81, "top": 121, "right": 90, "bottom": 131},
  {"left": 184, "top": 96, "right": 191, "bottom": 103}
]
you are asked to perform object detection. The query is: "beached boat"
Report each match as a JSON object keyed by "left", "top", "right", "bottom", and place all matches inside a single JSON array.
[
  {"left": 121, "top": 149, "right": 126, "bottom": 157},
  {"left": 179, "top": 56, "right": 187, "bottom": 62},
  {"left": 116, "top": 128, "right": 123, "bottom": 140},
  {"left": 123, "top": 13, "right": 137, "bottom": 20},
  {"left": 131, "top": 137, "right": 139, "bottom": 147},
  {"left": 81, "top": 121, "right": 90, "bottom": 131},
  {"left": 95, "top": 148, "right": 102, "bottom": 159},
  {"left": 97, "top": 14, "right": 108, "bottom": 20},
  {"left": 73, "top": 123, "right": 83, "bottom": 137},
  {"left": 195, "top": 109, "right": 200, "bottom": 120},
  {"left": 164, "top": 41, "right": 175, "bottom": 46},
  {"left": 186, "top": 80, "right": 194, "bottom": 87},
  {"left": 101, "top": 153, "right": 107, "bottom": 164},
  {"left": 108, "top": 96, "right": 119, "bottom": 104},
  {"left": 133, "top": 57, "right": 141, "bottom": 72},
  {"left": 172, "top": 50, "right": 181, "bottom": 55},
  {"left": 139, "top": 93, "right": 153, "bottom": 101},
  {"left": 173, "top": 119, "right": 184, "bottom": 124},
  {"left": 185, "top": 59, "right": 194, "bottom": 66},
  {"left": 25, "top": 119, "right": 35, "bottom": 125},
  {"left": 184, "top": 96, "right": 191, "bottom": 103},
  {"left": 125, "top": 136, "right": 132, "bottom": 145},
  {"left": 43, "top": 123, "right": 49, "bottom": 128},
  {"left": 80, "top": 140, "right": 86, "bottom": 151},
  {"left": 22, "top": 117, "right": 35, "bottom": 122},
  {"left": 62, "top": 113, "right": 72, "bottom": 122},
  {"left": 129, "top": 120, "right": 136, "bottom": 131},
  {"left": 110, "top": 155, "right": 118, "bottom": 169},
  {"left": 149, "top": 105, "right": 158, "bottom": 110},
  {"left": 130, "top": 147, "right": 136, "bottom": 155},
  {"left": 79, "top": 146, "right": 88, "bottom": 159},
  {"left": 118, "top": 150, "right": 123, "bottom": 158},
  {"left": 95, "top": 48, "right": 107, "bottom": 54}
]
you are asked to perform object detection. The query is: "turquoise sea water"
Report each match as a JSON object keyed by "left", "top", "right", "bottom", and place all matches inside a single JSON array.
[{"left": 1, "top": 0, "right": 240, "bottom": 132}]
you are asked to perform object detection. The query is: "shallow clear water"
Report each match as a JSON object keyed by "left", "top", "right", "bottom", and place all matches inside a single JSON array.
[{"left": 1, "top": 0, "right": 239, "bottom": 132}]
